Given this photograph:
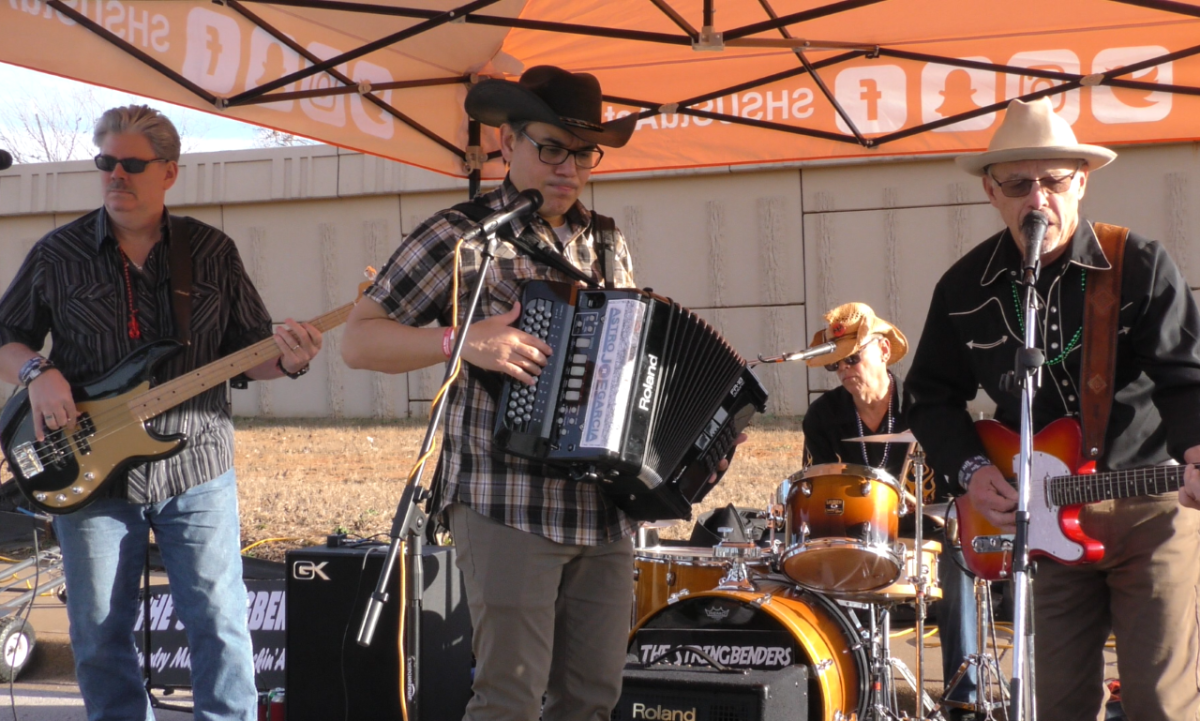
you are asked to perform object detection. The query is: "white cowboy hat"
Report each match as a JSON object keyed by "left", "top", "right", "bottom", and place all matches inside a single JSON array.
[
  {"left": 956, "top": 97, "right": 1117, "bottom": 177},
  {"left": 804, "top": 302, "right": 908, "bottom": 368}
]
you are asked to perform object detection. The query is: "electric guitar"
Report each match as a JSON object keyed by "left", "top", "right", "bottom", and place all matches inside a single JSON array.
[
  {"left": 956, "top": 417, "right": 1193, "bottom": 581},
  {"left": 1, "top": 279, "right": 371, "bottom": 514}
]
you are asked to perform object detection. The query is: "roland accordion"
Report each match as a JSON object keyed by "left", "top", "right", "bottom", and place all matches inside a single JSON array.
[{"left": 494, "top": 280, "right": 767, "bottom": 521}]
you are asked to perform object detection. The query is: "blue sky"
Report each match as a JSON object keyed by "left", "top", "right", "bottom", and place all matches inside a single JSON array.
[{"left": 0, "top": 62, "right": 265, "bottom": 157}]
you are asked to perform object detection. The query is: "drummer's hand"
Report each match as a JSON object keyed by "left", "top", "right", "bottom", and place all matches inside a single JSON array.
[
  {"left": 707, "top": 433, "right": 749, "bottom": 484},
  {"left": 967, "top": 464, "right": 1017, "bottom": 532},
  {"left": 1180, "top": 445, "right": 1200, "bottom": 510}
]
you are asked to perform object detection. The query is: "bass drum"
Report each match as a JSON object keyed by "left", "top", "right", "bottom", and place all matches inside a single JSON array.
[{"left": 629, "top": 588, "right": 868, "bottom": 721}]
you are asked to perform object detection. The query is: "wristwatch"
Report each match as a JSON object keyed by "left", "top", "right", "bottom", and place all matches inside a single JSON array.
[
  {"left": 18, "top": 356, "right": 55, "bottom": 387},
  {"left": 276, "top": 356, "right": 309, "bottom": 380}
]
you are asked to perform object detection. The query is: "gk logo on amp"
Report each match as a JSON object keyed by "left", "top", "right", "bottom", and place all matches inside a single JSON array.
[{"left": 292, "top": 561, "right": 330, "bottom": 581}]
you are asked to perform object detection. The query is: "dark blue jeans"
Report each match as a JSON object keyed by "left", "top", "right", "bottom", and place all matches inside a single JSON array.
[
  {"left": 54, "top": 469, "right": 256, "bottom": 721},
  {"left": 938, "top": 539, "right": 978, "bottom": 704}
]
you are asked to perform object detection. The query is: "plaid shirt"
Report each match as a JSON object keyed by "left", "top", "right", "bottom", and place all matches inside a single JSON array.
[{"left": 368, "top": 180, "right": 637, "bottom": 546}]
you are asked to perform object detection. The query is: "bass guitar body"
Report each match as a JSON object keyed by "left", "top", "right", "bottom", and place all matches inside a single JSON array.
[
  {"left": 1, "top": 341, "right": 187, "bottom": 514},
  {"left": 956, "top": 418, "right": 1104, "bottom": 580}
]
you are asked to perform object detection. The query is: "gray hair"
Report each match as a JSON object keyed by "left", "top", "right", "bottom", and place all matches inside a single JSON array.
[{"left": 93, "top": 105, "right": 181, "bottom": 162}]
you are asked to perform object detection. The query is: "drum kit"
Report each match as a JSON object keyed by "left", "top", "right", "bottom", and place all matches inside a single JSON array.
[{"left": 628, "top": 433, "right": 1010, "bottom": 721}]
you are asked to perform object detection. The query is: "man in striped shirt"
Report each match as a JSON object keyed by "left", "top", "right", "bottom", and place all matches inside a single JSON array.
[{"left": 0, "top": 105, "right": 323, "bottom": 720}]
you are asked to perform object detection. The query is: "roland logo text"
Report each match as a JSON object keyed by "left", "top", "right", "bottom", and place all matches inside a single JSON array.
[
  {"left": 632, "top": 703, "right": 696, "bottom": 721},
  {"left": 637, "top": 354, "right": 659, "bottom": 411}
]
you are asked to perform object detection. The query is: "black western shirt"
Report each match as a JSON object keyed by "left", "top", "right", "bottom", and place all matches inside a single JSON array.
[
  {"left": 0, "top": 207, "right": 274, "bottom": 503},
  {"left": 906, "top": 220, "right": 1200, "bottom": 481},
  {"left": 803, "top": 374, "right": 910, "bottom": 482}
]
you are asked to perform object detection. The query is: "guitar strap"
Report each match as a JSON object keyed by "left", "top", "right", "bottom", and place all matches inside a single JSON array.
[
  {"left": 1080, "top": 222, "right": 1129, "bottom": 461},
  {"left": 166, "top": 215, "right": 194, "bottom": 346}
]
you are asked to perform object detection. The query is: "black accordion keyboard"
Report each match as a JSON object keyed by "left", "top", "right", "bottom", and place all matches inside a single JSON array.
[{"left": 494, "top": 281, "right": 768, "bottom": 521}]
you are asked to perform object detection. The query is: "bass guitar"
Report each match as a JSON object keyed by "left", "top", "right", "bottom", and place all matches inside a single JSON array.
[
  {"left": 956, "top": 417, "right": 1192, "bottom": 581},
  {"left": 1, "top": 279, "right": 370, "bottom": 514}
]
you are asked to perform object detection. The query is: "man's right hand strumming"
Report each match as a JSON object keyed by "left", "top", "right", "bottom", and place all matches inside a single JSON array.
[
  {"left": 462, "top": 303, "right": 553, "bottom": 385},
  {"left": 967, "top": 464, "right": 1018, "bottom": 532},
  {"left": 28, "top": 369, "right": 77, "bottom": 441}
]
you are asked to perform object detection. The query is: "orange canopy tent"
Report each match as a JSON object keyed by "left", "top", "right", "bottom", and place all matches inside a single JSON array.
[{"left": 4, "top": 0, "right": 1200, "bottom": 189}]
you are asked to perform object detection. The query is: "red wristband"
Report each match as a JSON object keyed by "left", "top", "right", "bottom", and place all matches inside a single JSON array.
[{"left": 442, "top": 327, "right": 456, "bottom": 358}]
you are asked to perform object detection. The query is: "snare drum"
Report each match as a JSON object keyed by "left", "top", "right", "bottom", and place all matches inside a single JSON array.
[
  {"left": 835, "top": 538, "right": 943, "bottom": 603},
  {"left": 781, "top": 463, "right": 903, "bottom": 593},
  {"left": 632, "top": 546, "right": 766, "bottom": 624}
]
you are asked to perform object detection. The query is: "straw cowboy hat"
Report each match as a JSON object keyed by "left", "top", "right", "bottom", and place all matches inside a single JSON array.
[
  {"left": 804, "top": 302, "right": 908, "bottom": 368},
  {"left": 956, "top": 97, "right": 1117, "bottom": 176},
  {"left": 465, "top": 65, "right": 637, "bottom": 148}
]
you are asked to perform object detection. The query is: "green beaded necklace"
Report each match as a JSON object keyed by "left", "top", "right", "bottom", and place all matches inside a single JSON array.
[{"left": 1009, "top": 268, "right": 1086, "bottom": 367}]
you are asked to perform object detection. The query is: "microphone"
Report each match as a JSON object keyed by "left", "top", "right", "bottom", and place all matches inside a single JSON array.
[
  {"left": 461, "top": 189, "right": 543, "bottom": 242},
  {"left": 754, "top": 341, "right": 838, "bottom": 365},
  {"left": 782, "top": 341, "right": 838, "bottom": 362},
  {"left": 0, "top": 150, "right": 12, "bottom": 172},
  {"left": 1021, "top": 210, "right": 1049, "bottom": 271}
]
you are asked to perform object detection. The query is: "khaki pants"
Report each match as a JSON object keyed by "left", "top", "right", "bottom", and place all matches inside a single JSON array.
[
  {"left": 448, "top": 504, "right": 634, "bottom": 721},
  {"left": 1033, "top": 494, "right": 1200, "bottom": 721}
]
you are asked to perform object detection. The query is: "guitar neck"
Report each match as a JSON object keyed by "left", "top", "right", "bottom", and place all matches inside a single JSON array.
[
  {"left": 125, "top": 302, "right": 354, "bottom": 422},
  {"left": 1049, "top": 465, "right": 1188, "bottom": 506}
]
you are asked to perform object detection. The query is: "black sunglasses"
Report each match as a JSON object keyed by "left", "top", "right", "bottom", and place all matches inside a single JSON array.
[
  {"left": 94, "top": 154, "right": 168, "bottom": 174},
  {"left": 825, "top": 353, "right": 865, "bottom": 372}
]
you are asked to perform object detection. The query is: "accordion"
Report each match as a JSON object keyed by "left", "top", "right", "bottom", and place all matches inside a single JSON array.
[{"left": 494, "top": 281, "right": 768, "bottom": 521}]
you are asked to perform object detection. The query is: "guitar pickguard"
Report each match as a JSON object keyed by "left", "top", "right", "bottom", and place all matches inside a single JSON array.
[{"left": 1011, "top": 449, "right": 1087, "bottom": 563}]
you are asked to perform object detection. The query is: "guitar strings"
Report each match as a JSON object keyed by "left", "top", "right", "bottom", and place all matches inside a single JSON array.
[{"left": 23, "top": 303, "right": 354, "bottom": 474}]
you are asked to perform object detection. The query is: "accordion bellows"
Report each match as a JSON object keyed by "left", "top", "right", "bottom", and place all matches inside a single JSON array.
[{"left": 494, "top": 281, "right": 768, "bottom": 520}]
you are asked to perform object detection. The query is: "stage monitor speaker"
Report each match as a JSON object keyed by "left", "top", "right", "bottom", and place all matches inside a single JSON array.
[
  {"left": 285, "top": 543, "right": 472, "bottom": 721},
  {"left": 612, "top": 664, "right": 808, "bottom": 721}
]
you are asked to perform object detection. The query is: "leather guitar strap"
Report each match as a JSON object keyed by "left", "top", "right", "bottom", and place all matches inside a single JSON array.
[
  {"left": 1080, "top": 222, "right": 1129, "bottom": 461},
  {"left": 594, "top": 213, "right": 617, "bottom": 289},
  {"left": 166, "top": 215, "right": 194, "bottom": 346}
]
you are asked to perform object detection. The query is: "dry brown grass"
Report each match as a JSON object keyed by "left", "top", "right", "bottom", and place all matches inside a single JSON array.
[{"left": 234, "top": 416, "right": 806, "bottom": 561}]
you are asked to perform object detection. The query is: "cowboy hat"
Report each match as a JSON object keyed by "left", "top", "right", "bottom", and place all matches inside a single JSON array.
[
  {"left": 465, "top": 65, "right": 637, "bottom": 148},
  {"left": 956, "top": 97, "right": 1116, "bottom": 176},
  {"left": 804, "top": 302, "right": 908, "bottom": 368}
]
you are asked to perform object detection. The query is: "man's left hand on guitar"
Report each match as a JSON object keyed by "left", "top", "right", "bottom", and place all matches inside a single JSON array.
[
  {"left": 1180, "top": 445, "right": 1200, "bottom": 510},
  {"left": 249, "top": 318, "right": 323, "bottom": 379}
]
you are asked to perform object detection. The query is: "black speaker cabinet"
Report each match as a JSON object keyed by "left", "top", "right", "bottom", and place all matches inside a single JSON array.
[
  {"left": 612, "top": 665, "right": 808, "bottom": 721},
  {"left": 285, "top": 543, "right": 473, "bottom": 721}
]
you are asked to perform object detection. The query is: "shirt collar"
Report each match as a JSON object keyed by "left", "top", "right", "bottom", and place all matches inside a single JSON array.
[
  {"left": 978, "top": 217, "right": 1111, "bottom": 286},
  {"left": 93, "top": 206, "right": 171, "bottom": 252}
]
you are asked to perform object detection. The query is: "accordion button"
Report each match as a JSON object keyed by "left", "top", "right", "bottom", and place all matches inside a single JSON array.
[
  {"left": 575, "top": 338, "right": 591, "bottom": 348},
  {"left": 564, "top": 391, "right": 580, "bottom": 401},
  {"left": 567, "top": 379, "right": 583, "bottom": 389},
  {"left": 523, "top": 414, "right": 532, "bottom": 422},
  {"left": 571, "top": 354, "right": 587, "bottom": 364},
  {"left": 569, "top": 366, "right": 585, "bottom": 376}
]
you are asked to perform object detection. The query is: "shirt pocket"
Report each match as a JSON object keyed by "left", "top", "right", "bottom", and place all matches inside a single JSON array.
[
  {"left": 190, "top": 280, "right": 224, "bottom": 336},
  {"left": 61, "top": 282, "right": 121, "bottom": 338}
]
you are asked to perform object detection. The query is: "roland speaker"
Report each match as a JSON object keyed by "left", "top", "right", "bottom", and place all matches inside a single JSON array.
[
  {"left": 612, "top": 664, "right": 808, "bottom": 721},
  {"left": 285, "top": 543, "right": 472, "bottom": 721}
]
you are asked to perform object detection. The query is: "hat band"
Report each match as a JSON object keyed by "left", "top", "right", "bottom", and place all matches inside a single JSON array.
[{"left": 560, "top": 115, "right": 605, "bottom": 132}]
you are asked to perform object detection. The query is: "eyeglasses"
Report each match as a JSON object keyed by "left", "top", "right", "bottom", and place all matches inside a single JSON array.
[
  {"left": 824, "top": 337, "right": 880, "bottom": 372},
  {"left": 988, "top": 165, "right": 1081, "bottom": 198},
  {"left": 94, "top": 154, "right": 168, "bottom": 174},
  {"left": 520, "top": 131, "right": 604, "bottom": 169}
]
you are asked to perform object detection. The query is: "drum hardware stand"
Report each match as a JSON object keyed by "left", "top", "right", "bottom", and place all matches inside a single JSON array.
[
  {"left": 862, "top": 603, "right": 944, "bottom": 721},
  {"left": 713, "top": 539, "right": 761, "bottom": 593},
  {"left": 938, "top": 577, "right": 1010, "bottom": 720},
  {"left": 354, "top": 194, "right": 557, "bottom": 721}
]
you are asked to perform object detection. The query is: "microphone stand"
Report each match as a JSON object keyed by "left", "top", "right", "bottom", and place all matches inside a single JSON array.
[
  {"left": 1006, "top": 236, "right": 1045, "bottom": 721},
  {"left": 353, "top": 224, "right": 508, "bottom": 721}
]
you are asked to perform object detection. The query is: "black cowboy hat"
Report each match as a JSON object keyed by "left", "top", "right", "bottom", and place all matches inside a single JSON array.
[{"left": 465, "top": 65, "right": 637, "bottom": 148}]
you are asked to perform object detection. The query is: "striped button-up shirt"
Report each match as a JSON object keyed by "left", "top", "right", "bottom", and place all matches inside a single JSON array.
[
  {"left": 0, "top": 207, "right": 273, "bottom": 503},
  {"left": 368, "top": 180, "right": 637, "bottom": 546}
]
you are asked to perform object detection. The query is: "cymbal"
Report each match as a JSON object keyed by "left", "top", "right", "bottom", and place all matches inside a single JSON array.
[{"left": 842, "top": 431, "right": 919, "bottom": 443}]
